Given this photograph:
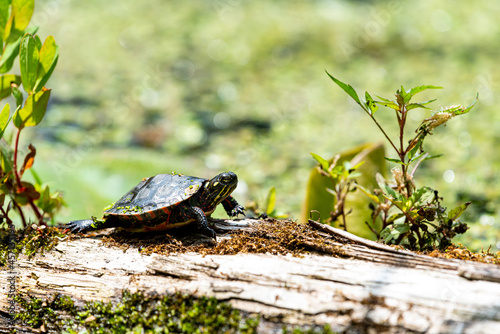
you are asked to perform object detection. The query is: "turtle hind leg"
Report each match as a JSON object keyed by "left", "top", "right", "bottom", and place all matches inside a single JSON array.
[
  {"left": 66, "top": 219, "right": 96, "bottom": 233},
  {"left": 66, "top": 217, "right": 116, "bottom": 233}
]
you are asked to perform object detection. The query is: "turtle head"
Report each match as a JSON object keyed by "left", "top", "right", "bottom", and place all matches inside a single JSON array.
[{"left": 204, "top": 171, "right": 238, "bottom": 206}]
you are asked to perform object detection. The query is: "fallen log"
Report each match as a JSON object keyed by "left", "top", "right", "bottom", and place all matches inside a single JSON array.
[{"left": 1, "top": 218, "right": 499, "bottom": 333}]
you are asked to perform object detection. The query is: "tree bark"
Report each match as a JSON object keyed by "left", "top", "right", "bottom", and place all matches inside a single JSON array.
[{"left": 1, "top": 219, "right": 500, "bottom": 333}]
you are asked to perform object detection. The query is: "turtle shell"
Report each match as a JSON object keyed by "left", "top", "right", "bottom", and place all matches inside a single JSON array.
[{"left": 105, "top": 173, "right": 206, "bottom": 217}]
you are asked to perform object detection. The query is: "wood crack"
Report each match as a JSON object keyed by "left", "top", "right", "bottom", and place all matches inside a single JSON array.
[{"left": 2, "top": 218, "right": 499, "bottom": 333}]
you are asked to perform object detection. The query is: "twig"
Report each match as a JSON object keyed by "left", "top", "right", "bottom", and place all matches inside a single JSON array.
[
  {"left": 410, "top": 152, "right": 429, "bottom": 178},
  {"left": 11, "top": 128, "right": 45, "bottom": 226},
  {"left": 364, "top": 221, "right": 379, "bottom": 238},
  {"left": 307, "top": 219, "right": 413, "bottom": 255},
  {"left": 13, "top": 200, "right": 27, "bottom": 228},
  {"left": 0, "top": 205, "right": 12, "bottom": 225},
  {"left": 12, "top": 128, "right": 22, "bottom": 188},
  {"left": 366, "top": 112, "right": 399, "bottom": 154}
]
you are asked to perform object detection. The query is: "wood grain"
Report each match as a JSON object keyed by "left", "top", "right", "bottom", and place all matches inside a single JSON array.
[{"left": 1, "top": 219, "right": 499, "bottom": 333}]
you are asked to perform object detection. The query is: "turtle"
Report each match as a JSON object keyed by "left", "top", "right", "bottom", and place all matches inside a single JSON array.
[{"left": 66, "top": 171, "right": 245, "bottom": 239}]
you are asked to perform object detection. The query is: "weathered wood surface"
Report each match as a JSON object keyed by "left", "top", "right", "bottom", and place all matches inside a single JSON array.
[{"left": 1, "top": 219, "right": 500, "bottom": 333}]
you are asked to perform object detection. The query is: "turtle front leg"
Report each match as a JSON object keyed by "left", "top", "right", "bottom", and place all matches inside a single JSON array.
[
  {"left": 222, "top": 196, "right": 245, "bottom": 217},
  {"left": 187, "top": 206, "right": 217, "bottom": 240}
]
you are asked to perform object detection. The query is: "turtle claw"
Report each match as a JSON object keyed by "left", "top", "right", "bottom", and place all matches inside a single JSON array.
[
  {"left": 229, "top": 205, "right": 245, "bottom": 217},
  {"left": 66, "top": 219, "right": 95, "bottom": 233},
  {"left": 199, "top": 226, "right": 217, "bottom": 241}
]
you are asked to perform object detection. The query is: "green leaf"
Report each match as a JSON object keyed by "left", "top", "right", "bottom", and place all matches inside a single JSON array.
[
  {"left": 384, "top": 185, "right": 399, "bottom": 200},
  {"left": 405, "top": 85, "right": 442, "bottom": 103},
  {"left": 0, "top": 35, "right": 22, "bottom": 73},
  {"left": 441, "top": 105, "right": 464, "bottom": 115},
  {"left": 407, "top": 99, "right": 436, "bottom": 111},
  {"left": 375, "top": 173, "right": 387, "bottom": 190},
  {"left": 389, "top": 228, "right": 401, "bottom": 241},
  {"left": 386, "top": 212, "right": 405, "bottom": 225},
  {"left": 348, "top": 172, "right": 362, "bottom": 179},
  {"left": 11, "top": 0, "right": 34, "bottom": 33},
  {"left": 0, "top": 139, "right": 13, "bottom": 174},
  {"left": 311, "top": 152, "right": 329, "bottom": 171},
  {"left": 407, "top": 144, "right": 421, "bottom": 162},
  {"left": 34, "top": 34, "right": 42, "bottom": 50},
  {"left": 325, "top": 71, "right": 367, "bottom": 112},
  {"left": 303, "top": 143, "right": 386, "bottom": 240},
  {"left": 2, "top": 4, "right": 12, "bottom": 42},
  {"left": 20, "top": 33, "right": 39, "bottom": 93},
  {"left": 12, "top": 104, "right": 25, "bottom": 128},
  {"left": 398, "top": 85, "right": 408, "bottom": 103},
  {"left": 34, "top": 35, "right": 58, "bottom": 91},
  {"left": 375, "top": 100, "right": 400, "bottom": 110},
  {"left": 30, "top": 168, "right": 43, "bottom": 186},
  {"left": 11, "top": 84, "right": 23, "bottom": 107},
  {"left": 375, "top": 95, "right": 393, "bottom": 103},
  {"left": 0, "top": 103, "right": 10, "bottom": 138},
  {"left": 408, "top": 151, "right": 426, "bottom": 164},
  {"left": 448, "top": 201, "right": 471, "bottom": 221},
  {"left": 13, "top": 88, "right": 51, "bottom": 128},
  {"left": 329, "top": 165, "right": 343, "bottom": 177},
  {"left": 407, "top": 102, "right": 433, "bottom": 110},
  {"left": 36, "top": 184, "right": 66, "bottom": 218},
  {"left": 365, "top": 91, "right": 378, "bottom": 114},
  {"left": 0, "top": 0, "right": 9, "bottom": 46},
  {"left": 265, "top": 186, "right": 276, "bottom": 216},
  {"left": 39, "top": 185, "right": 50, "bottom": 209},
  {"left": 406, "top": 187, "right": 430, "bottom": 209},
  {"left": 381, "top": 226, "right": 398, "bottom": 243},
  {"left": 384, "top": 157, "right": 405, "bottom": 165},
  {"left": 27, "top": 88, "right": 51, "bottom": 126},
  {"left": 351, "top": 160, "right": 365, "bottom": 171},
  {"left": 0, "top": 26, "right": 37, "bottom": 73},
  {"left": 356, "top": 183, "right": 381, "bottom": 204},
  {"left": 422, "top": 154, "right": 443, "bottom": 162},
  {"left": 394, "top": 223, "right": 411, "bottom": 234},
  {"left": 343, "top": 160, "right": 352, "bottom": 171},
  {"left": 454, "top": 94, "right": 478, "bottom": 116},
  {"left": 0, "top": 74, "right": 21, "bottom": 100}
]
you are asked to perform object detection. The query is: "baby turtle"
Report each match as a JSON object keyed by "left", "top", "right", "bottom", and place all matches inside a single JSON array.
[{"left": 66, "top": 171, "right": 244, "bottom": 239}]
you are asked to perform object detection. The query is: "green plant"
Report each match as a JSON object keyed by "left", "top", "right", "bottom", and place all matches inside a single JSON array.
[
  {"left": 303, "top": 143, "right": 386, "bottom": 239},
  {"left": 15, "top": 290, "right": 260, "bottom": 333},
  {"left": 310, "top": 153, "right": 363, "bottom": 231},
  {"left": 247, "top": 186, "right": 289, "bottom": 219},
  {"left": 281, "top": 324, "right": 335, "bottom": 334},
  {"left": 0, "top": 0, "right": 63, "bottom": 228},
  {"left": 322, "top": 72, "right": 476, "bottom": 250},
  {"left": 0, "top": 225, "right": 64, "bottom": 266}
]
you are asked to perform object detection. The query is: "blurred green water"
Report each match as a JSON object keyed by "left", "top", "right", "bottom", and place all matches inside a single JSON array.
[{"left": 20, "top": 0, "right": 500, "bottom": 250}]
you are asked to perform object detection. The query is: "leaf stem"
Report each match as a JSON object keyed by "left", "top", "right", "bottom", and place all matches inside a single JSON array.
[
  {"left": 13, "top": 200, "right": 27, "bottom": 229},
  {"left": 410, "top": 153, "right": 429, "bottom": 178},
  {"left": 365, "top": 111, "right": 399, "bottom": 154},
  {"left": 12, "top": 127, "right": 45, "bottom": 225},
  {"left": 0, "top": 205, "right": 13, "bottom": 225},
  {"left": 398, "top": 104, "right": 414, "bottom": 198},
  {"left": 13, "top": 128, "right": 22, "bottom": 187},
  {"left": 30, "top": 201, "right": 45, "bottom": 225},
  {"left": 365, "top": 220, "right": 379, "bottom": 238}
]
